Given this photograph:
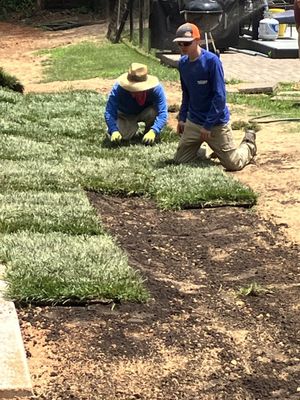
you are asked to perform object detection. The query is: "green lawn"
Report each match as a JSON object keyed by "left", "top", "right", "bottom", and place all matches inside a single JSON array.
[
  {"left": 0, "top": 88, "right": 256, "bottom": 304},
  {"left": 40, "top": 40, "right": 179, "bottom": 82}
]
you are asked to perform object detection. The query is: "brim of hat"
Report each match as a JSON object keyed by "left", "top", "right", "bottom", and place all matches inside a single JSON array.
[
  {"left": 173, "top": 37, "right": 195, "bottom": 42},
  {"left": 118, "top": 73, "right": 159, "bottom": 92}
]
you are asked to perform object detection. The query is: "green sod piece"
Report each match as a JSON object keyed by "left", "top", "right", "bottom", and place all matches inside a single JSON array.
[
  {"left": 1, "top": 232, "right": 149, "bottom": 304},
  {"left": 0, "top": 191, "right": 102, "bottom": 235}
]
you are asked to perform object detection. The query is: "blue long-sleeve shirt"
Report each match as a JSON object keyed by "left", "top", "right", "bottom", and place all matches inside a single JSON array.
[
  {"left": 105, "top": 83, "right": 168, "bottom": 135},
  {"left": 178, "top": 49, "right": 230, "bottom": 131}
]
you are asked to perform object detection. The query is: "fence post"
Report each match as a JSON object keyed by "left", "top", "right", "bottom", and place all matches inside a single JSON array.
[
  {"left": 146, "top": 0, "right": 151, "bottom": 52},
  {"left": 139, "top": 0, "right": 144, "bottom": 47},
  {"left": 114, "top": 0, "right": 133, "bottom": 43},
  {"left": 129, "top": 0, "right": 134, "bottom": 42}
]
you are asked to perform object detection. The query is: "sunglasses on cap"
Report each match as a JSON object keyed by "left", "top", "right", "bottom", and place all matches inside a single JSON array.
[{"left": 177, "top": 41, "right": 193, "bottom": 47}]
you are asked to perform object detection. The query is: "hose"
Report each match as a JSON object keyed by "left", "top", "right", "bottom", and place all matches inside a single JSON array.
[{"left": 249, "top": 114, "right": 300, "bottom": 124}]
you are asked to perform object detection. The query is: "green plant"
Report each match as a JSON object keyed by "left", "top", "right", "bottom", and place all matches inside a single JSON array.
[
  {"left": 225, "top": 78, "right": 243, "bottom": 85},
  {"left": 237, "top": 282, "right": 270, "bottom": 297}
]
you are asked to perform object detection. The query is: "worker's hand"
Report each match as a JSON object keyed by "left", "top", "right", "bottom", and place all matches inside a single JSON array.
[
  {"left": 200, "top": 127, "right": 211, "bottom": 142},
  {"left": 110, "top": 131, "right": 122, "bottom": 143},
  {"left": 177, "top": 121, "right": 185, "bottom": 135},
  {"left": 142, "top": 129, "right": 156, "bottom": 145}
]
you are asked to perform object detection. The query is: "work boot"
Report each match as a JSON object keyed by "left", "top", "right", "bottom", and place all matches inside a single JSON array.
[{"left": 243, "top": 129, "right": 257, "bottom": 157}]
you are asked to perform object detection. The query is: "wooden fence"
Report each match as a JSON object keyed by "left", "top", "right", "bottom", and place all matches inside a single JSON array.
[{"left": 35, "top": 0, "right": 151, "bottom": 49}]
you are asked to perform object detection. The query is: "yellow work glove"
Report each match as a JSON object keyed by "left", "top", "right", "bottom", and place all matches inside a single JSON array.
[
  {"left": 110, "top": 131, "right": 122, "bottom": 143},
  {"left": 142, "top": 129, "right": 156, "bottom": 145}
]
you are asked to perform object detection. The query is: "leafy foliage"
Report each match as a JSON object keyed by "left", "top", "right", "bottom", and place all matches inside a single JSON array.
[{"left": 0, "top": 0, "right": 34, "bottom": 13}]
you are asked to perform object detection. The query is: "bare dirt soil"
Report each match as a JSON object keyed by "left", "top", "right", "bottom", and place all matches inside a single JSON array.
[
  {"left": 20, "top": 195, "right": 300, "bottom": 400},
  {"left": 1, "top": 19, "right": 299, "bottom": 400}
]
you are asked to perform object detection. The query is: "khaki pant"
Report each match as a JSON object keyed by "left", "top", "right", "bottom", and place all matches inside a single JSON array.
[
  {"left": 117, "top": 106, "right": 157, "bottom": 140},
  {"left": 174, "top": 119, "right": 256, "bottom": 171}
]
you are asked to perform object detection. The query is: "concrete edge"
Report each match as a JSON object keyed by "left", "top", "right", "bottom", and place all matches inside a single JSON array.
[{"left": 0, "top": 264, "right": 33, "bottom": 399}]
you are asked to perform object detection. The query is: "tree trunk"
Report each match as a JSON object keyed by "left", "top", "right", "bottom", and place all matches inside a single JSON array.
[{"left": 106, "top": 0, "right": 128, "bottom": 41}]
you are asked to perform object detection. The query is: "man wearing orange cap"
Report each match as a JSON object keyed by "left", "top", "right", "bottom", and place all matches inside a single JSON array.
[
  {"left": 173, "top": 23, "right": 257, "bottom": 171},
  {"left": 105, "top": 63, "right": 168, "bottom": 144}
]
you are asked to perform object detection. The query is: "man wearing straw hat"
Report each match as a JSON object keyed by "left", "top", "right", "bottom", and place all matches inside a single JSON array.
[
  {"left": 172, "top": 22, "right": 257, "bottom": 171},
  {"left": 105, "top": 63, "right": 168, "bottom": 144}
]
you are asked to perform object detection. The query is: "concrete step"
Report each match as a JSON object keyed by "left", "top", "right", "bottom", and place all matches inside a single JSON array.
[
  {"left": 0, "top": 265, "right": 33, "bottom": 399},
  {"left": 236, "top": 82, "right": 278, "bottom": 94}
]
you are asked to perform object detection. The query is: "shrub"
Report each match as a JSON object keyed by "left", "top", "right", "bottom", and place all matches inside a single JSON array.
[
  {"left": 0, "top": 68, "right": 24, "bottom": 93},
  {"left": 0, "top": 0, "right": 35, "bottom": 13}
]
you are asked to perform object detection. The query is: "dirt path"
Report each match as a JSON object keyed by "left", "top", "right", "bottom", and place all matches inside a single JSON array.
[
  {"left": 1, "top": 21, "right": 299, "bottom": 400},
  {"left": 0, "top": 21, "right": 105, "bottom": 86}
]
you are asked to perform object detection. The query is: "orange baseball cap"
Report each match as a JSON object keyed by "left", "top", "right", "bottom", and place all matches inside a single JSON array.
[{"left": 173, "top": 23, "right": 201, "bottom": 42}]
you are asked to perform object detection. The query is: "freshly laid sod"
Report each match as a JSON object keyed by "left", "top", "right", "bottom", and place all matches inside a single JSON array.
[
  {"left": 0, "top": 159, "right": 78, "bottom": 192},
  {"left": 0, "top": 191, "right": 102, "bottom": 235},
  {"left": 1, "top": 232, "right": 148, "bottom": 304},
  {"left": 0, "top": 88, "right": 256, "bottom": 304},
  {"left": 150, "top": 163, "right": 256, "bottom": 210},
  {"left": 0, "top": 89, "right": 257, "bottom": 207}
]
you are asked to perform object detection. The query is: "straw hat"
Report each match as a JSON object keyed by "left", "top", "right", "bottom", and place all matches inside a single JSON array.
[{"left": 118, "top": 63, "right": 159, "bottom": 92}]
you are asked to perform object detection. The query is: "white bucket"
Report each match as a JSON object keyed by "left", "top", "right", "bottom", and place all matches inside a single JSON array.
[{"left": 258, "top": 17, "right": 279, "bottom": 40}]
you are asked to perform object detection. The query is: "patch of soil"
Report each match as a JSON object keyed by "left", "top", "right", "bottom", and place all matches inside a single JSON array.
[{"left": 19, "top": 195, "right": 300, "bottom": 399}]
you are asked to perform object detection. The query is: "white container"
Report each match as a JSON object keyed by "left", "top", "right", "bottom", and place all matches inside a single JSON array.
[{"left": 258, "top": 17, "right": 279, "bottom": 40}]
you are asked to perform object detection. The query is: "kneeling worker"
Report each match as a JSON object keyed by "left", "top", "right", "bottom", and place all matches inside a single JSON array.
[
  {"left": 105, "top": 63, "right": 168, "bottom": 144},
  {"left": 173, "top": 23, "right": 257, "bottom": 171}
]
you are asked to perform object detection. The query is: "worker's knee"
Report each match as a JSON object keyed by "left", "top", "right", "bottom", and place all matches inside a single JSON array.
[
  {"left": 224, "top": 163, "right": 243, "bottom": 171},
  {"left": 220, "top": 157, "right": 244, "bottom": 171},
  {"left": 174, "top": 143, "right": 200, "bottom": 164},
  {"left": 174, "top": 152, "right": 193, "bottom": 164}
]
